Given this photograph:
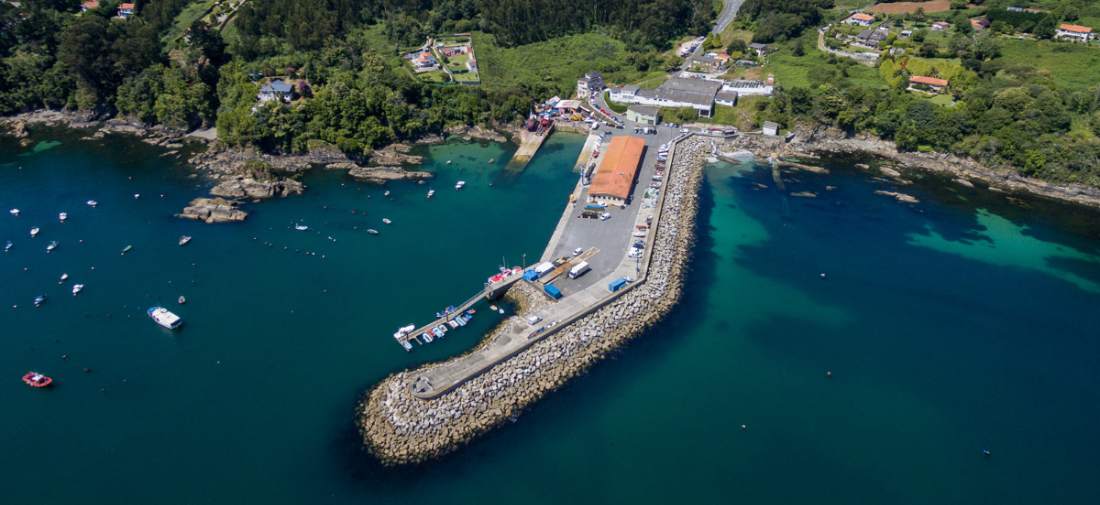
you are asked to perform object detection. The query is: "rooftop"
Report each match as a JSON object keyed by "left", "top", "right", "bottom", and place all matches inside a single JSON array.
[
  {"left": 715, "top": 91, "right": 738, "bottom": 101},
  {"left": 261, "top": 80, "right": 294, "bottom": 93},
  {"left": 590, "top": 136, "right": 645, "bottom": 201},
  {"left": 1059, "top": 24, "right": 1093, "bottom": 33},
  {"left": 910, "top": 75, "right": 948, "bottom": 87},
  {"left": 850, "top": 13, "right": 874, "bottom": 21},
  {"left": 627, "top": 105, "right": 659, "bottom": 116}
]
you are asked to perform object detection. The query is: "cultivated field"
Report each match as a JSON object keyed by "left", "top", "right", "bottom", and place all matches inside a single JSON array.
[{"left": 866, "top": 0, "right": 952, "bottom": 14}]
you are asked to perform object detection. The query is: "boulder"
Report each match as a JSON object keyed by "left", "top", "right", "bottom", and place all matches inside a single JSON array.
[{"left": 175, "top": 198, "right": 248, "bottom": 223}]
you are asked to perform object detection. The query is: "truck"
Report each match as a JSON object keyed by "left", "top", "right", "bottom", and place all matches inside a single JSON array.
[
  {"left": 544, "top": 284, "right": 562, "bottom": 299},
  {"left": 609, "top": 277, "right": 628, "bottom": 292},
  {"left": 534, "top": 262, "right": 555, "bottom": 278},
  {"left": 568, "top": 261, "right": 590, "bottom": 279}
]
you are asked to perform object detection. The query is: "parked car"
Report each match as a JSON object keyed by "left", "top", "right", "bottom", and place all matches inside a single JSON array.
[
  {"left": 680, "top": 128, "right": 689, "bottom": 133},
  {"left": 527, "top": 315, "right": 542, "bottom": 325},
  {"left": 599, "top": 213, "right": 611, "bottom": 221},
  {"left": 573, "top": 247, "right": 583, "bottom": 256}
]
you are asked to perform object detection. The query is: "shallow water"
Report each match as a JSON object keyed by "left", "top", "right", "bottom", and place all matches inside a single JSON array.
[{"left": 3, "top": 132, "right": 1099, "bottom": 504}]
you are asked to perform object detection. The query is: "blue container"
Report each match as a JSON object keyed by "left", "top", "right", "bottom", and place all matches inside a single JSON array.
[
  {"left": 544, "top": 284, "right": 562, "bottom": 299},
  {"left": 609, "top": 278, "right": 627, "bottom": 292},
  {"left": 523, "top": 270, "right": 539, "bottom": 281}
]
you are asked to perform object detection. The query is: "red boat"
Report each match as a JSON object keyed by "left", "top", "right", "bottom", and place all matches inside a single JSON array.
[{"left": 22, "top": 372, "right": 52, "bottom": 388}]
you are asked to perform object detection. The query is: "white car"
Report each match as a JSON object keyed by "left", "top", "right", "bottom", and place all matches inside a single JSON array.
[
  {"left": 680, "top": 128, "right": 689, "bottom": 133},
  {"left": 599, "top": 213, "right": 611, "bottom": 221},
  {"left": 573, "top": 247, "right": 583, "bottom": 256},
  {"left": 527, "top": 315, "right": 542, "bottom": 325},
  {"left": 628, "top": 249, "right": 643, "bottom": 258}
]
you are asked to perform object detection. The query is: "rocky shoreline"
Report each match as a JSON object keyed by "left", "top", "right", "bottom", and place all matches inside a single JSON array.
[
  {"left": 355, "top": 136, "right": 709, "bottom": 466},
  {"left": 734, "top": 128, "right": 1100, "bottom": 209}
]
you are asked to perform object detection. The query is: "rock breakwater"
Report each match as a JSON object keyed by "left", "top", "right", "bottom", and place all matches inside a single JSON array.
[{"left": 356, "top": 137, "right": 710, "bottom": 466}]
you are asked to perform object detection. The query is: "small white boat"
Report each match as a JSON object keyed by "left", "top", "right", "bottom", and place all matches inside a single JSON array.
[
  {"left": 446, "top": 160, "right": 452, "bottom": 164},
  {"left": 423, "top": 333, "right": 434, "bottom": 343},
  {"left": 178, "top": 296, "right": 186, "bottom": 304},
  {"left": 455, "top": 181, "right": 465, "bottom": 190},
  {"left": 427, "top": 188, "right": 435, "bottom": 199},
  {"left": 9, "top": 209, "right": 18, "bottom": 216},
  {"left": 367, "top": 229, "right": 378, "bottom": 235},
  {"left": 179, "top": 236, "right": 192, "bottom": 246},
  {"left": 147, "top": 307, "right": 182, "bottom": 329},
  {"left": 294, "top": 224, "right": 309, "bottom": 231},
  {"left": 60, "top": 273, "right": 68, "bottom": 283},
  {"left": 30, "top": 227, "right": 39, "bottom": 237},
  {"left": 46, "top": 241, "right": 58, "bottom": 252},
  {"left": 86, "top": 200, "right": 97, "bottom": 207},
  {"left": 59, "top": 212, "right": 67, "bottom": 222},
  {"left": 384, "top": 190, "right": 390, "bottom": 196},
  {"left": 382, "top": 218, "right": 391, "bottom": 225},
  {"left": 447, "top": 320, "right": 459, "bottom": 329},
  {"left": 455, "top": 317, "right": 467, "bottom": 327},
  {"left": 134, "top": 194, "right": 140, "bottom": 199},
  {"left": 421, "top": 332, "right": 432, "bottom": 342},
  {"left": 402, "top": 341, "right": 413, "bottom": 350},
  {"left": 498, "top": 308, "right": 505, "bottom": 314},
  {"left": 4, "top": 241, "right": 11, "bottom": 252},
  {"left": 72, "top": 284, "right": 83, "bottom": 296}
]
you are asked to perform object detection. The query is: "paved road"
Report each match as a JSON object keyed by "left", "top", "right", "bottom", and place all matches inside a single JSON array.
[{"left": 713, "top": 0, "right": 743, "bottom": 34}]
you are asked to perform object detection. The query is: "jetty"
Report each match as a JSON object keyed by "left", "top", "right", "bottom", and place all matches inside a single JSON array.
[
  {"left": 493, "top": 122, "right": 555, "bottom": 185},
  {"left": 395, "top": 273, "right": 522, "bottom": 347}
]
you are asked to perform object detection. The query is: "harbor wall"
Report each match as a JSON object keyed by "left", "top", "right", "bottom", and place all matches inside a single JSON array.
[{"left": 357, "top": 136, "right": 712, "bottom": 466}]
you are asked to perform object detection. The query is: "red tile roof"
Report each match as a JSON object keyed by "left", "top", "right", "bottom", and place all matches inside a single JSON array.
[
  {"left": 590, "top": 136, "right": 645, "bottom": 201},
  {"left": 119, "top": 3, "right": 134, "bottom": 8},
  {"left": 910, "top": 75, "right": 948, "bottom": 87},
  {"left": 851, "top": 13, "right": 874, "bottom": 21},
  {"left": 81, "top": 1, "right": 99, "bottom": 8},
  {"left": 1059, "top": 24, "right": 1092, "bottom": 33}
]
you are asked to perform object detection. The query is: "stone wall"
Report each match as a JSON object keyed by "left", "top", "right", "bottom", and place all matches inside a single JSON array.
[{"left": 356, "top": 137, "right": 711, "bottom": 465}]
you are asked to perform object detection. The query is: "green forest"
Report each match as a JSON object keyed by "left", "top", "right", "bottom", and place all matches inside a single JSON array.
[{"left": 0, "top": 0, "right": 712, "bottom": 157}]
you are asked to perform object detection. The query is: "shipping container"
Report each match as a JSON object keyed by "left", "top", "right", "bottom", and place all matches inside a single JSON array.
[
  {"left": 544, "top": 284, "right": 562, "bottom": 299},
  {"left": 568, "top": 261, "right": 590, "bottom": 279},
  {"left": 609, "top": 277, "right": 628, "bottom": 292}
]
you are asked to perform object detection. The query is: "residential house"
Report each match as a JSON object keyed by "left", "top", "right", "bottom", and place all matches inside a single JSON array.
[
  {"left": 845, "top": 13, "right": 875, "bottom": 27},
  {"left": 931, "top": 21, "right": 950, "bottom": 31},
  {"left": 626, "top": 105, "right": 659, "bottom": 125},
  {"left": 713, "top": 54, "right": 731, "bottom": 64},
  {"left": 465, "top": 55, "right": 477, "bottom": 72},
  {"left": 117, "top": 2, "right": 133, "bottom": 18},
  {"left": 577, "top": 71, "right": 604, "bottom": 99},
  {"left": 854, "top": 29, "right": 888, "bottom": 48},
  {"left": 909, "top": 75, "right": 948, "bottom": 93},
  {"left": 415, "top": 51, "right": 437, "bottom": 69},
  {"left": 1006, "top": 6, "right": 1024, "bottom": 12},
  {"left": 762, "top": 121, "right": 779, "bottom": 136},
  {"left": 80, "top": 1, "right": 99, "bottom": 12},
  {"left": 971, "top": 19, "right": 990, "bottom": 29},
  {"left": 258, "top": 79, "right": 295, "bottom": 103},
  {"left": 1056, "top": 24, "right": 1092, "bottom": 42},
  {"left": 714, "top": 91, "right": 738, "bottom": 107},
  {"left": 899, "top": 29, "right": 913, "bottom": 38},
  {"left": 748, "top": 43, "right": 774, "bottom": 57},
  {"left": 609, "top": 84, "right": 640, "bottom": 104},
  {"left": 690, "top": 55, "right": 726, "bottom": 71}
]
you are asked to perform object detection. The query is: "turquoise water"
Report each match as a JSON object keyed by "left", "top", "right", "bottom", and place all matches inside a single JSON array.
[{"left": 3, "top": 133, "right": 1099, "bottom": 504}]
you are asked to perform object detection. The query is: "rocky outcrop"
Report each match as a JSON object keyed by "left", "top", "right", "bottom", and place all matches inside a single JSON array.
[
  {"left": 10, "top": 121, "right": 29, "bottom": 138},
  {"left": 445, "top": 124, "right": 508, "bottom": 143},
  {"left": 210, "top": 177, "right": 304, "bottom": 199},
  {"left": 369, "top": 144, "right": 423, "bottom": 165},
  {"left": 346, "top": 165, "right": 433, "bottom": 184},
  {"left": 874, "top": 190, "right": 920, "bottom": 204},
  {"left": 1, "top": 109, "right": 101, "bottom": 131},
  {"left": 357, "top": 137, "right": 710, "bottom": 466},
  {"left": 175, "top": 197, "right": 247, "bottom": 223}
]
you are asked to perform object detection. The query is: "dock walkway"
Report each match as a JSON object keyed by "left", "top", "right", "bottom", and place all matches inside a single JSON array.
[{"left": 395, "top": 274, "right": 522, "bottom": 349}]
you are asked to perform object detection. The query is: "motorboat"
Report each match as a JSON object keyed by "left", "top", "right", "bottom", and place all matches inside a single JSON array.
[
  {"left": 72, "top": 284, "right": 83, "bottom": 296},
  {"left": 367, "top": 229, "right": 378, "bottom": 235},
  {"left": 178, "top": 296, "right": 186, "bottom": 304},
  {"left": 446, "top": 160, "right": 451, "bottom": 164},
  {"left": 427, "top": 188, "right": 435, "bottom": 199},
  {"left": 454, "top": 317, "right": 467, "bottom": 327},
  {"left": 455, "top": 181, "right": 465, "bottom": 190},
  {"left": 393, "top": 324, "right": 415, "bottom": 340},
  {"left": 59, "top": 212, "right": 67, "bottom": 222},
  {"left": 488, "top": 158, "right": 494, "bottom": 163},
  {"left": 489, "top": 305, "right": 498, "bottom": 311},
  {"left": 22, "top": 372, "right": 52, "bottom": 388},
  {"left": 421, "top": 332, "right": 432, "bottom": 342},
  {"left": 30, "top": 227, "right": 39, "bottom": 237},
  {"left": 402, "top": 341, "right": 413, "bottom": 350},
  {"left": 134, "top": 194, "right": 140, "bottom": 199},
  {"left": 4, "top": 241, "right": 11, "bottom": 252},
  {"left": 121, "top": 245, "right": 132, "bottom": 254},
  {"left": 294, "top": 224, "right": 309, "bottom": 231},
  {"left": 9, "top": 209, "right": 18, "bottom": 216},
  {"left": 179, "top": 236, "right": 192, "bottom": 246},
  {"left": 384, "top": 190, "right": 390, "bottom": 196},
  {"left": 447, "top": 320, "right": 459, "bottom": 329},
  {"left": 382, "top": 218, "right": 391, "bottom": 225},
  {"left": 147, "top": 306, "right": 182, "bottom": 329},
  {"left": 498, "top": 307, "right": 505, "bottom": 314},
  {"left": 466, "top": 309, "right": 476, "bottom": 315},
  {"left": 435, "top": 324, "right": 447, "bottom": 335},
  {"left": 34, "top": 294, "right": 47, "bottom": 307},
  {"left": 46, "top": 241, "right": 58, "bottom": 252},
  {"left": 87, "top": 200, "right": 97, "bottom": 207},
  {"left": 463, "top": 314, "right": 472, "bottom": 322},
  {"left": 60, "top": 273, "right": 68, "bottom": 283},
  {"left": 423, "top": 333, "right": 433, "bottom": 343}
]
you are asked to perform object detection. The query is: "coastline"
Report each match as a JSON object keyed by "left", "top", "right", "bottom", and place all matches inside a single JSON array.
[{"left": 356, "top": 136, "right": 710, "bottom": 466}]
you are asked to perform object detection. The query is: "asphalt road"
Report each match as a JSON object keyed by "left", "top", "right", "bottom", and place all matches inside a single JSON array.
[{"left": 713, "top": 0, "right": 743, "bottom": 34}]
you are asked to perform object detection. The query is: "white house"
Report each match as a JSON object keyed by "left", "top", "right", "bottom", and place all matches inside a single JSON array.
[
  {"left": 576, "top": 71, "right": 604, "bottom": 99},
  {"left": 609, "top": 84, "right": 640, "bottom": 104},
  {"left": 1057, "top": 24, "right": 1092, "bottom": 42},
  {"left": 845, "top": 13, "right": 875, "bottom": 27},
  {"left": 763, "top": 121, "right": 779, "bottom": 136},
  {"left": 118, "top": 2, "right": 134, "bottom": 18},
  {"left": 908, "top": 75, "right": 948, "bottom": 93},
  {"left": 80, "top": 1, "right": 100, "bottom": 12},
  {"left": 714, "top": 91, "right": 738, "bottom": 107},
  {"left": 258, "top": 80, "right": 294, "bottom": 103}
]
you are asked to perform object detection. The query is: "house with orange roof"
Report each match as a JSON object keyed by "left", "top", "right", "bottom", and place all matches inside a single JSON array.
[
  {"left": 846, "top": 13, "right": 875, "bottom": 27},
  {"left": 1056, "top": 24, "right": 1092, "bottom": 42},
  {"left": 909, "top": 75, "right": 948, "bottom": 93},
  {"left": 117, "top": 3, "right": 134, "bottom": 18},
  {"left": 80, "top": 1, "right": 100, "bottom": 12}
]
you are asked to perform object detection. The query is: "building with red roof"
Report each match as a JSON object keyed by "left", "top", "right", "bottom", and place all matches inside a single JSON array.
[
  {"left": 1057, "top": 24, "right": 1093, "bottom": 42},
  {"left": 589, "top": 136, "right": 645, "bottom": 205},
  {"left": 909, "top": 75, "right": 948, "bottom": 93}
]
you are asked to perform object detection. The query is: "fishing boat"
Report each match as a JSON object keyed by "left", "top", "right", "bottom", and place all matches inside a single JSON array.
[
  {"left": 30, "top": 227, "right": 39, "bottom": 237},
  {"left": 46, "top": 241, "right": 58, "bottom": 253},
  {"left": 134, "top": 194, "right": 140, "bottom": 199},
  {"left": 421, "top": 332, "right": 432, "bottom": 342},
  {"left": 402, "top": 341, "right": 413, "bottom": 350},
  {"left": 147, "top": 306, "right": 182, "bottom": 329},
  {"left": 455, "top": 317, "right": 467, "bottom": 327},
  {"left": 72, "top": 284, "right": 83, "bottom": 296},
  {"left": 121, "top": 245, "right": 132, "bottom": 254},
  {"left": 34, "top": 294, "right": 47, "bottom": 307},
  {"left": 455, "top": 181, "right": 465, "bottom": 190},
  {"left": 9, "top": 209, "right": 18, "bottom": 216},
  {"left": 427, "top": 188, "right": 435, "bottom": 199},
  {"left": 294, "top": 224, "right": 309, "bottom": 231},
  {"left": 58, "top": 212, "right": 67, "bottom": 222},
  {"left": 4, "top": 241, "right": 10, "bottom": 252},
  {"left": 466, "top": 309, "right": 476, "bottom": 315},
  {"left": 367, "top": 229, "right": 378, "bottom": 235},
  {"left": 382, "top": 218, "right": 391, "bottom": 225},
  {"left": 423, "top": 333, "right": 433, "bottom": 343},
  {"left": 60, "top": 273, "right": 68, "bottom": 283},
  {"left": 447, "top": 320, "right": 459, "bottom": 329},
  {"left": 179, "top": 236, "right": 192, "bottom": 246},
  {"left": 22, "top": 372, "right": 52, "bottom": 388},
  {"left": 87, "top": 200, "right": 97, "bottom": 207},
  {"left": 178, "top": 296, "right": 186, "bottom": 304}
]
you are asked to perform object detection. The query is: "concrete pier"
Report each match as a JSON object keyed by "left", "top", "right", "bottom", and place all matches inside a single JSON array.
[{"left": 493, "top": 124, "right": 554, "bottom": 185}]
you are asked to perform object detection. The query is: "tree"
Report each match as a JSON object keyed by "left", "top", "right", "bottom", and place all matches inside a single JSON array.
[
  {"left": 950, "top": 0, "right": 968, "bottom": 10},
  {"left": 727, "top": 39, "right": 748, "bottom": 55},
  {"left": 953, "top": 11, "right": 973, "bottom": 36},
  {"left": 913, "top": 29, "right": 928, "bottom": 43},
  {"left": 792, "top": 39, "right": 805, "bottom": 56},
  {"left": 1034, "top": 17, "right": 1056, "bottom": 39},
  {"left": 913, "top": 7, "right": 926, "bottom": 22},
  {"left": 663, "top": 55, "right": 684, "bottom": 71},
  {"left": 920, "top": 41, "right": 939, "bottom": 58},
  {"left": 1063, "top": 6, "right": 1079, "bottom": 22}
]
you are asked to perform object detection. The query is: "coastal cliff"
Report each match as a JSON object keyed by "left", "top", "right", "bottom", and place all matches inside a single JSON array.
[{"left": 356, "top": 137, "right": 710, "bottom": 466}]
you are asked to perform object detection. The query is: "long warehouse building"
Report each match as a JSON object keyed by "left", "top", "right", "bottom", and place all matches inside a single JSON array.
[{"left": 588, "top": 136, "right": 645, "bottom": 205}]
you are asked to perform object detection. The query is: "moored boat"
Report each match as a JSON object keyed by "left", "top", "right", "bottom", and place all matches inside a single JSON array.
[
  {"left": 466, "top": 309, "right": 476, "bottom": 315},
  {"left": 454, "top": 316, "right": 466, "bottom": 327},
  {"left": 30, "top": 227, "right": 39, "bottom": 237},
  {"left": 147, "top": 307, "right": 182, "bottom": 329},
  {"left": 60, "top": 273, "right": 68, "bottom": 283},
  {"left": 384, "top": 190, "right": 390, "bottom": 196},
  {"left": 46, "top": 241, "right": 58, "bottom": 253},
  {"left": 72, "top": 284, "right": 83, "bottom": 296},
  {"left": 9, "top": 209, "right": 18, "bottom": 216},
  {"left": 447, "top": 320, "right": 459, "bottom": 329},
  {"left": 367, "top": 229, "right": 379, "bottom": 235},
  {"left": 34, "top": 294, "right": 47, "bottom": 307},
  {"left": 87, "top": 200, "right": 97, "bottom": 207},
  {"left": 121, "top": 245, "right": 132, "bottom": 255},
  {"left": 421, "top": 332, "right": 432, "bottom": 342},
  {"left": 179, "top": 236, "right": 192, "bottom": 246},
  {"left": 22, "top": 372, "right": 52, "bottom": 388},
  {"left": 4, "top": 241, "right": 11, "bottom": 252},
  {"left": 178, "top": 296, "right": 186, "bottom": 304},
  {"left": 58, "top": 212, "right": 67, "bottom": 222},
  {"left": 402, "top": 341, "right": 413, "bottom": 350},
  {"left": 382, "top": 218, "right": 391, "bottom": 224},
  {"left": 393, "top": 324, "right": 415, "bottom": 340},
  {"left": 455, "top": 181, "right": 465, "bottom": 190},
  {"left": 427, "top": 188, "right": 435, "bottom": 199},
  {"left": 294, "top": 224, "right": 309, "bottom": 231}
]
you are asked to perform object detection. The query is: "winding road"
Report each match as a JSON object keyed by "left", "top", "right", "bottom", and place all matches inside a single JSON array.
[{"left": 712, "top": 0, "right": 743, "bottom": 34}]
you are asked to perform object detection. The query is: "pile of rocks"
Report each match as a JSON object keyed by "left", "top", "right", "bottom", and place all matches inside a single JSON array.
[
  {"left": 357, "top": 137, "right": 710, "bottom": 466},
  {"left": 345, "top": 165, "right": 433, "bottom": 184},
  {"left": 175, "top": 197, "right": 247, "bottom": 223},
  {"left": 210, "top": 176, "right": 304, "bottom": 199}
]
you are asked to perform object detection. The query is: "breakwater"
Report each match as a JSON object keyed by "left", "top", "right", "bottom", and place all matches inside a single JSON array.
[{"left": 357, "top": 136, "right": 711, "bottom": 465}]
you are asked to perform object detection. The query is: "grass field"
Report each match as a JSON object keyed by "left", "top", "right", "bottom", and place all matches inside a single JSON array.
[
  {"left": 657, "top": 98, "right": 764, "bottom": 130},
  {"left": 164, "top": 0, "right": 216, "bottom": 47},
  {"left": 927, "top": 94, "right": 954, "bottom": 106},
  {"left": 764, "top": 37, "right": 886, "bottom": 89},
  {"left": 418, "top": 70, "right": 449, "bottom": 83},
  {"left": 1000, "top": 39, "right": 1100, "bottom": 92}
]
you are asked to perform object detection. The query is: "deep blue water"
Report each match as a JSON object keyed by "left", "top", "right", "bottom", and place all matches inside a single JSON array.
[{"left": 3, "top": 132, "right": 1099, "bottom": 504}]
